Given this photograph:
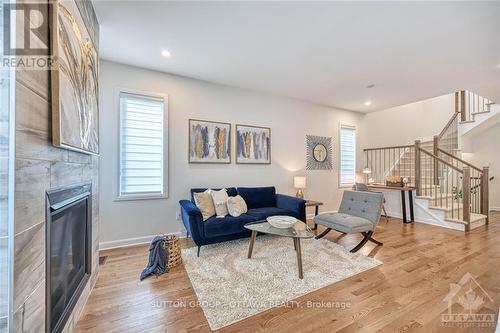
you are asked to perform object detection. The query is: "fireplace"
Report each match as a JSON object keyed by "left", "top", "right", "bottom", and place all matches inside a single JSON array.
[{"left": 46, "top": 183, "right": 92, "bottom": 333}]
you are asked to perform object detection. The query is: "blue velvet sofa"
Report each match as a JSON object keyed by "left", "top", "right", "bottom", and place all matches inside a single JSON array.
[{"left": 179, "top": 186, "right": 306, "bottom": 256}]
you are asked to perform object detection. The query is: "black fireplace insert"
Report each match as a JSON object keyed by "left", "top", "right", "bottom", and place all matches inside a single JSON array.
[{"left": 46, "top": 183, "right": 92, "bottom": 333}]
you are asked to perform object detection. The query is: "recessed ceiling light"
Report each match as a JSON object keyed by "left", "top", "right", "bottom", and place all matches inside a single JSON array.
[
  {"left": 161, "top": 50, "right": 171, "bottom": 58},
  {"left": 497, "top": 64, "right": 500, "bottom": 69},
  {"left": 364, "top": 101, "right": 372, "bottom": 106}
]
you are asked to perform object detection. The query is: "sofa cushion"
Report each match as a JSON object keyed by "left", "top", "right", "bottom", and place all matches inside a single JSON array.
[
  {"left": 203, "top": 214, "right": 257, "bottom": 238},
  {"left": 227, "top": 195, "right": 248, "bottom": 217},
  {"left": 193, "top": 190, "right": 215, "bottom": 221},
  {"left": 191, "top": 187, "right": 237, "bottom": 203},
  {"left": 314, "top": 212, "right": 374, "bottom": 233},
  {"left": 246, "top": 207, "right": 297, "bottom": 221},
  {"left": 237, "top": 187, "right": 276, "bottom": 209},
  {"left": 210, "top": 189, "right": 229, "bottom": 217}
]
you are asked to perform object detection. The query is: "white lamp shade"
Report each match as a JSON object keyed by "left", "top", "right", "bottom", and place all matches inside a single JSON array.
[
  {"left": 362, "top": 167, "right": 372, "bottom": 174},
  {"left": 294, "top": 176, "right": 306, "bottom": 189}
]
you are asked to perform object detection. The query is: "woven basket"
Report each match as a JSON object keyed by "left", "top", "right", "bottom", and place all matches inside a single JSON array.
[{"left": 164, "top": 234, "right": 182, "bottom": 269}]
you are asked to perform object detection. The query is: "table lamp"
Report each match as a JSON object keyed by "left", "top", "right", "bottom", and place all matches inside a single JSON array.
[
  {"left": 362, "top": 167, "right": 372, "bottom": 184},
  {"left": 294, "top": 176, "right": 306, "bottom": 199}
]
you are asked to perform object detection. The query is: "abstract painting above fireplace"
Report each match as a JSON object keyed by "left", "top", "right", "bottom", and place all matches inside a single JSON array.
[{"left": 51, "top": 0, "right": 100, "bottom": 155}]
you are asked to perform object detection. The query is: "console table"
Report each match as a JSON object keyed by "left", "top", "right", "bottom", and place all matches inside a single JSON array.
[
  {"left": 305, "top": 200, "right": 323, "bottom": 230},
  {"left": 368, "top": 184, "right": 415, "bottom": 223}
]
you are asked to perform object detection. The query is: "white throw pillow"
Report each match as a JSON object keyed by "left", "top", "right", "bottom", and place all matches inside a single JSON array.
[
  {"left": 210, "top": 189, "right": 229, "bottom": 217},
  {"left": 193, "top": 190, "right": 216, "bottom": 221},
  {"left": 227, "top": 195, "right": 248, "bottom": 217}
]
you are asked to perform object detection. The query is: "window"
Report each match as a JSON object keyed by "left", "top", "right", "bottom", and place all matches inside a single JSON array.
[
  {"left": 340, "top": 125, "right": 356, "bottom": 186},
  {"left": 118, "top": 91, "right": 167, "bottom": 200}
]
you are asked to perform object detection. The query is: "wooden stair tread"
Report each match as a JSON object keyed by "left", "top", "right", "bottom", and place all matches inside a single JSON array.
[
  {"left": 445, "top": 213, "right": 487, "bottom": 225},
  {"left": 429, "top": 205, "right": 463, "bottom": 212},
  {"left": 416, "top": 194, "right": 454, "bottom": 201},
  {"left": 471, "top": 111, "right": 491, "bottom": 116}
]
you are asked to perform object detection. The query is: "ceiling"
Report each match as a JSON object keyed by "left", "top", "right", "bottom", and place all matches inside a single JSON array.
[{"left": 94, "top": 1, "right": 500, "bottom": 113}]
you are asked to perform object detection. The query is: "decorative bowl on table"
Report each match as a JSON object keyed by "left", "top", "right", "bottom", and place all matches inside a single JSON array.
[{"left": 267, "top": 216, "right": 297, "bottom": 229}]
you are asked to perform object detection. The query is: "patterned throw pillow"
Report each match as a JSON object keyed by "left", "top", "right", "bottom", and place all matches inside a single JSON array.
[
  {"left": 193, "top": 190, "right": 216, "bottom": 221},
  {"left": 210, "top": 189, "right": 229, "bottom": 217},
  {"left": 227, "top": 195, "right": 248, "bottom": 217}
]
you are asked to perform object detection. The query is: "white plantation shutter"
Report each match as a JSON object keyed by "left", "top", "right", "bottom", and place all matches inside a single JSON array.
[
  {"left": 340, "top": 126, "right": 356, "bottom": 185},
  {"left": 119, "top": 92, "right": 167, "bottom": 198}
]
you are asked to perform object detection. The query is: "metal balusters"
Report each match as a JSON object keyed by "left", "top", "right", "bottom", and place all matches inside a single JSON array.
[{"left": 364, "top": 145, "right": 415, "bottom": 186}]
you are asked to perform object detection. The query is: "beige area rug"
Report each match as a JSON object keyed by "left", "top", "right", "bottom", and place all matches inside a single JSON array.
[{"left": 181, "top": 235, "right": 381, "bottom": 330}]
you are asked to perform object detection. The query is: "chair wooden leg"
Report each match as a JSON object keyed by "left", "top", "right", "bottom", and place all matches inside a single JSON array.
[
  {"left": 315, "top": 228, "right": 332, "bottom": 239},
  {"left": 369, "top": 237, "right": 383, "bottom": 246},
  {"left": 354, "top": 231, "right": 383, "bottom": 252},
  {"left": 197, "top": 246, "right": 201, "bottom": 257},
  {"left": 350, "top": 231, "right": 373, "bottom": 253}
]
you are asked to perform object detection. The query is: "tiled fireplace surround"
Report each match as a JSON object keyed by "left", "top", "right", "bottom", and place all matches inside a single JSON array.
[{"left": 13, "top": 1, "right": 99, "bottom": 331}]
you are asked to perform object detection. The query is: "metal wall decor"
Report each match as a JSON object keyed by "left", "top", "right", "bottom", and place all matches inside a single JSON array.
[{"left": 306, "top": 135, "right": 333, "bottom": 170}]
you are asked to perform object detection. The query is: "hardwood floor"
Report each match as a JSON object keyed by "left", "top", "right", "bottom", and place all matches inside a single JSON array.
[{"left": 75, "top": 213, "right": 500, "bottom": 333}]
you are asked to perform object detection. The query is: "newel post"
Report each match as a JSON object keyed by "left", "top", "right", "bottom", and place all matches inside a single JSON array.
[
  {"left": 433, "top": 136, "right": 439, "bottom": 186},
  {"left": 481, "top": 166, "right": 490, "bottom": 224},
  {"left": 415, "top": 140, "right": 421, "bottom": 196},
  {"left": 463, "top": 167, "right": 471, "bottom": 230},
  {"left": 460, "top": 90, "right": 467, "bottom": 122}
]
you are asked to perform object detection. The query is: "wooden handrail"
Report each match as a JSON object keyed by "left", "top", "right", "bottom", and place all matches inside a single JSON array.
[
  {"left": 364, "top": 144, "right": 413, "bottom": 152},
  {"left": 419, "top": 148, "right": 463, "bottom": 173},
  {"left": 436, "top": 148, "right": 483, "bottom": 173},
  {"left": 437, "top": 111, "right": 459, "bottom": 140}
]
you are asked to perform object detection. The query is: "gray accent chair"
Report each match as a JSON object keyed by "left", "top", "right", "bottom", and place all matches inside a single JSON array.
[
  {"left": 314, "top": 190, "right": 384, "bottom": 253},
  {"left": 352, "top": 183, "right": 390, "bottom": 223}
]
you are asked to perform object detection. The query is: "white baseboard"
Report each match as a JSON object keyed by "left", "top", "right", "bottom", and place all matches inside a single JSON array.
[
  {"left": 99, "top": 231, "right": 184, "bottom": 251},
  {"left": 491, "top": 207, "right": 500, "bottom": 212},
  {"left": 385, "top": 210, "right": 464, "bottom": 231}
]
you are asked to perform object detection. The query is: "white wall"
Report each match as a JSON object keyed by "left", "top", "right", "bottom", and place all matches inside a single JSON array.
[
  {"left": 461, "top": 122, "right": 500, "bottom": 209},
  {"left": 99, "top": 60, "right": 364, "bottom": 248},
  {"left": 359, "top": 94, "right": 455, "bottom": 149}
]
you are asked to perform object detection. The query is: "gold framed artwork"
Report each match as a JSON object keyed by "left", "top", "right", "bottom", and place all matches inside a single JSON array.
[
  {"left": 189, "top": 119, "right": 231, "bottom": 164},
  {"left": 51, "top": 0, "right": 99, "bottom": 155},
  {"left": 235, "top": 124, "right": 271, "bottom": 164}
]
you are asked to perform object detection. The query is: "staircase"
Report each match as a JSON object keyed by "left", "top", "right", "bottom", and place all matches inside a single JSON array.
[{"left": 363, "top": 91, "right": 495, "bottom": 232}]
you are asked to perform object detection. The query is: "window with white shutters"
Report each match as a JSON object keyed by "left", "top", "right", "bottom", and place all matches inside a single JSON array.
[
  {"left": 118, "top": 92, "right": 167, "bottom": 199},
  {"left": 340, "top": 125, "right": 356, "bottom": 186}
]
